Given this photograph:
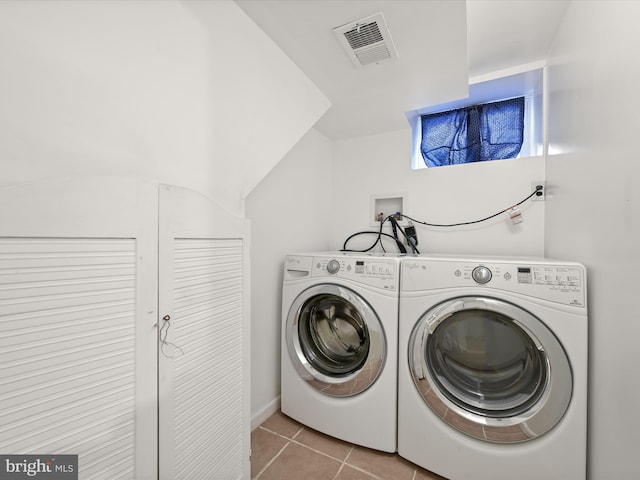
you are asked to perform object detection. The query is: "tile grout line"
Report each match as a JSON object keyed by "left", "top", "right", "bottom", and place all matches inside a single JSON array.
[
  {"left": 291, "top": 425, "right": 305, "bottom": 440},
  {"left": 331, "top": 446, "right": 388, "bottom": 480},
  {"left": 253, "top": 424, "right": 304, "bottom": 478},
  {"left": 253, "top": 439, "right": 291, "bottom": 480},
  {"left": 259, "top": 426, "right": 348, "bottom": 464},
  {"left": 259, "top": 426, "right": 385, "bottom": 479},
  {"left": 331, "top": 446, "right": 353, "bottom": 480},
  {"left": 340, "top": 447, "right": 387, "bottom": 480},
  {"left": 257, "top": 425, "right": 415, "bottom": 480},
  {"left": 258, "top": 426, "right": 356, "bottom": 479}
]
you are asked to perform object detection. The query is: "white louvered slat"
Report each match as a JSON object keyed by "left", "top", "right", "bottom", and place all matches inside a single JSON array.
[
  {"left": 0, "top": 237, "right": 138, "bottom": 479},
  {"left": 171, "top": 238, "right": 244, "bottom": 480}
]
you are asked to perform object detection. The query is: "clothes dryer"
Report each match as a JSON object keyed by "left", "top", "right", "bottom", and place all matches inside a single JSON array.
[
  {"left": 281, "top": 252, "right": 402, "bottom": 452},
  {"left": 398, "top": 255, "right": 588, "bottom": 479}
]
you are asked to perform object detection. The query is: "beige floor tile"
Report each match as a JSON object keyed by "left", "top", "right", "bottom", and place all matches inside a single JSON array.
[
  {"left": 252, "top": 411, "right": 446, "bottom": 480},
  {"left": 414, "top": 465, "right": 448, "bottom": 480},
  {"left": 251, "top": 427, "right": 289, "bottom": 478},
  {"left": 334, "top": 464, "right": 377, "bottom": 480},
  {"left": 294, "top": 427, "right": 353, "bottom": 461},
  {"left": 346, "top": 446, "right": 416, "bottom": 480},
  {"left": 261, "top": 410, "right": 304, "bottom": 439},
  {"left": 259, "top": 442, "right": 342, "bottom": 480}
]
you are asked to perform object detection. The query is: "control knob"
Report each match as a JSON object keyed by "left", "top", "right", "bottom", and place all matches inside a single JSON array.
[
  {"left": 472, "top": 266, "right": 492, "bottom": 284},
  {"left": 327, "top": 260, "right": 340, "bottom": 274}
]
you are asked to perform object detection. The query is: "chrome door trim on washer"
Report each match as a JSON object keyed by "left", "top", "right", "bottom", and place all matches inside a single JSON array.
[
  {"left": 409, "top": 296, "right": 572, "bottom": 443},
  {"left": 287, "top": 284, "right": 386, "bottom": 397}
]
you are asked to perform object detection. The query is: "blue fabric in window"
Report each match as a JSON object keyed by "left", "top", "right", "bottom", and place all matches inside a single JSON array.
[{"left": 420, "top": 97, "right": 524, "bottom": 167}]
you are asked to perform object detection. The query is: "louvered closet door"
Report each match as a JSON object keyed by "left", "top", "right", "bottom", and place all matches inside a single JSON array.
[
  {"left": 0, "top": 178, "right": 158, "bottom": 479},
  {"left": 158, "top": 185, "right": 250, "bottom": 480}
]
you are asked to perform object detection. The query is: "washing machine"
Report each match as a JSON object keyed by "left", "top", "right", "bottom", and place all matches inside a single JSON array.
[
  {"left": 398, "top": 255, "right": 588, "bottom": 479},
  {"left": 281, "top": 252, "right": 402, "bottom": 452}
]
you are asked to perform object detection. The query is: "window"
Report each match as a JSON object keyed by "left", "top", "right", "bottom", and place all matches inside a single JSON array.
[
  {"left": 410, "top": 67, "right": 544, "bottom": 170},
  {"left": 420, "top": 97, "right": 525, "bottom": 167}
]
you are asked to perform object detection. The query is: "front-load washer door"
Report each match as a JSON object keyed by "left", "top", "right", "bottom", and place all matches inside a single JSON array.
[
  {"left": 409, "top": 296, "right": 572, "bottom": 443},
  {"left": 286, "top": 284, "right": 386, "bottom": 397}
]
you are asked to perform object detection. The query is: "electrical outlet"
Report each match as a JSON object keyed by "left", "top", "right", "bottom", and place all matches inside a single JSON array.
[{"left": 531, "top": 182, "right": 545, "bottom": 201}]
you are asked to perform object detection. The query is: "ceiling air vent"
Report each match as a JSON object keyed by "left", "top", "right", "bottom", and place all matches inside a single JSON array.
[{"left": 333, "top": 12, "right": 399, "bottom": 68}]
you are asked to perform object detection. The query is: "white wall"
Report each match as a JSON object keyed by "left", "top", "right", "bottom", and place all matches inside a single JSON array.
[
  {"left": 331, "top": 129, "right": 545, "bottom": 256},
  {"left": 246, "top": 128, "right": 334, "bottom": 428},
  {"left": 0, "top": 0, "right": 332, "bottom": 443},
  {"left": 0, "top": 0, "right": 329, "bottom": 216},
  {"left": 545, "top": 2, "right": 640, "bottom": 478}
]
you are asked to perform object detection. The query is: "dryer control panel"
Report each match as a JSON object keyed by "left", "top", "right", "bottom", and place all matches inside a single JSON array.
[{"left": 402, "top": 257, "right": 586, "bottom": 307}]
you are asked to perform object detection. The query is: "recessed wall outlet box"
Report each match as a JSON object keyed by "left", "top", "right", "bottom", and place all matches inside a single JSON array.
[{"left": 370, "top": 193, "right": 407, "bottom": 226}]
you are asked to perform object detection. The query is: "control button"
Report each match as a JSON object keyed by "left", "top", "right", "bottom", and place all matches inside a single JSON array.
[
  {"left": 472, "top": 266, "right": 492, "bottom": 284},
  {"left": 327, "top": 260, "right": 340, "bottom": 274},
  {"left": 504, "top": 272, "right": 512, "bottom": 280},
  {"left": 454, "top": 269, "right": 462, "bottom": 277}
]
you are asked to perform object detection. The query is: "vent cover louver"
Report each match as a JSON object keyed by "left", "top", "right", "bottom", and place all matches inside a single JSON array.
[{"left": 333, "top": 12, "right": 399, "bottom": 68}]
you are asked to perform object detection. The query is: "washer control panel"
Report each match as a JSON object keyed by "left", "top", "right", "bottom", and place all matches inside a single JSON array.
[
  {"left": 311, "top": 256, "right": 399, "bottom": 290},
  {"left": 402, "top": 257, "right": 587, "bottom": 307}
]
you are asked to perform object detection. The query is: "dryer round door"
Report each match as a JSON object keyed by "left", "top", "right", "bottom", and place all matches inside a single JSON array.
[
  {"left": 286, "top": 284, "right": 386, "bottom": 397},
  {"left": 408, "top": 296, "right": 572, "bottom": 443}
]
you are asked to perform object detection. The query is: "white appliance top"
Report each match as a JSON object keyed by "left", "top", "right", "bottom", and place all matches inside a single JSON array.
[
  {"left": 402, "top": 255, "right": 587, "bottom": 308},
  {"left": 293, "top": 251, "right": 407, "bottom": 259}
]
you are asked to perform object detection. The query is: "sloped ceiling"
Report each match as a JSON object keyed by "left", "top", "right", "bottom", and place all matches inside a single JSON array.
[{"left": 235, "top": 0, "right": 569, "bottom": 140}]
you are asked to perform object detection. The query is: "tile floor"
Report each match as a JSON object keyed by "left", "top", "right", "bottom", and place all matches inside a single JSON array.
[{"left": 251, "top": 411, "right": 447, "bottom": 480}]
